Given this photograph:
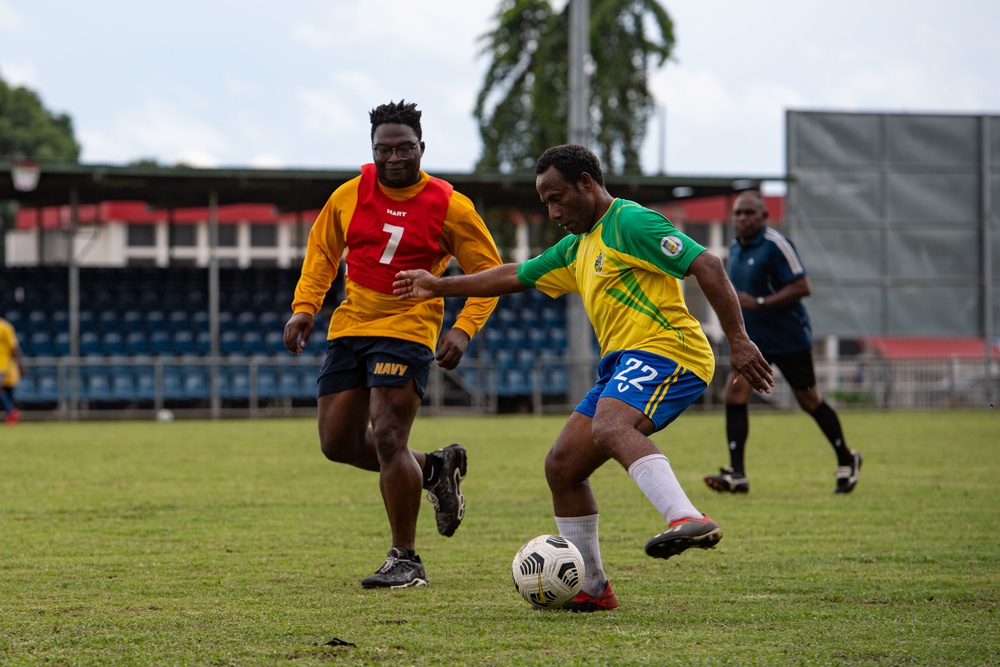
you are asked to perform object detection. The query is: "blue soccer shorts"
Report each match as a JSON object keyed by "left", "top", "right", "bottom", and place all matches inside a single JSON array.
[
  {"left": 316, "top": 336, "right": 435, "bottom": 399},
  {"left": 574, "top": 349, "right": 707, "bottom": 433}
]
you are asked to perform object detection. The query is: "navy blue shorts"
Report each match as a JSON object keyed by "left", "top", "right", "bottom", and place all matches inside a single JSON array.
[
  {"left": 316, "top": 336, "right": 435, "bottom": 399},
  {"left": 574, "top": 349, "right": 707, "bottom": 434},
  {"left": 763, "top": 348, "right": 816, "bottom": 391}
]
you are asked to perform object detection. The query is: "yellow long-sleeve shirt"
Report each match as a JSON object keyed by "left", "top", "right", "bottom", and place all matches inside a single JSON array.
[{"left": 292, "top": 167, "right": 502, "bottom": 350}]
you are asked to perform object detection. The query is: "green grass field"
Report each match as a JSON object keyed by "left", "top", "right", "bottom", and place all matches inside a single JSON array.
[{"left": 1, "top": 410, "right": 997, "bottom": 666}]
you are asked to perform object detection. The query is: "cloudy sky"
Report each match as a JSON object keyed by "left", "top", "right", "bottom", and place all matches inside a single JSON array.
[{"left": 1, "top": 0, "right": 997, "bottom": 184}]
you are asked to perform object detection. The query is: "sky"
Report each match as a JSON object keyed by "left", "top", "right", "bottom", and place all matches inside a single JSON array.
[{"left": 1, "top": 0, "right": 998, "bottom": 190}]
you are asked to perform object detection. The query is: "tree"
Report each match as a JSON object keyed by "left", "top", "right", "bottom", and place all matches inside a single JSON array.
[
  {"left": 0, "top": 76, "right": 80, "bottom": 161},
  {"left": 474, "top": 0, "right": 674, "bottom": 176}
]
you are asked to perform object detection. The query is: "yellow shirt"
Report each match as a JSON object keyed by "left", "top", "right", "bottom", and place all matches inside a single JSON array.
[
  {"left": 0, "top": 318, "right": 21, "bottom": 387},
  {"left": 292, "top": 168, "right": 502, "bottom": 350}
]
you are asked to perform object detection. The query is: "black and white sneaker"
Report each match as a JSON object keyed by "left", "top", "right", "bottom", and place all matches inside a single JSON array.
[
  {"left": 424, "top": 443, "right": 467, "bottom": 537},
  {"left": 360, "top": 548, "right": 428, "bottom": 589},
  {"left": 704, "top": 466, "right": 750, "bottom": 494},
  {"left": 834, "top": 451, "right": 862, "bottom": 494}
]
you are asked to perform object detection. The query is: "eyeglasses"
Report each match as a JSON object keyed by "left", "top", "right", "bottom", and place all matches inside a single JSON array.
[{"left": 372, "top": 144, "right": 419, "bottom": 160}]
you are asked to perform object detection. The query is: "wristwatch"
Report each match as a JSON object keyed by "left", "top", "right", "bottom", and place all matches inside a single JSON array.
[{"left": 756, "top": 296, "right": 766, "bottom": 308}]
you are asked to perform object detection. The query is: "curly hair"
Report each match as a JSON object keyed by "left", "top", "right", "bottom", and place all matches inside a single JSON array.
[
  {"left": 369, "top": 100, "right": 422, "bottom": 141},
  {"left": 534, "top": 144, "right": 605, "bottom": 187}
]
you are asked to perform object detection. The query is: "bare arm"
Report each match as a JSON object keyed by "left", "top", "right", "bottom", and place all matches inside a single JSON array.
[
  {"left": 737, "top": 275, "right": 811, "bottom": 311},
  {"left": 394, "top": 264, "right": 528, "bottom": 299},
  {"left": 687, "top": 252, "right": 774, "bottom": 393}
]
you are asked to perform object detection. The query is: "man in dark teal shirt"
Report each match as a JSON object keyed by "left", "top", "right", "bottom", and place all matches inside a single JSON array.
[{"left": 704, "top": 191, "right": 862, "bottom": 495}]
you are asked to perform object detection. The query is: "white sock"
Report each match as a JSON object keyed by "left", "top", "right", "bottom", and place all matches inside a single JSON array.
[
  {"left": 628, "top": 453, "right": 700, "bottom": 525},
  {"left": 555, "top": 514, "right": 605, "bottom": 596}
]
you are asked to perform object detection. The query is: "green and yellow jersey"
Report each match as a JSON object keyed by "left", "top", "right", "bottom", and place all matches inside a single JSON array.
[{"left": 516, "top": 198, "right": 715, "bottom": 384}]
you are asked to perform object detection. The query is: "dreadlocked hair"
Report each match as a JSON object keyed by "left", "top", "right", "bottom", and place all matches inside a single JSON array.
[{"left": 369, "top": 100, "right": 422, "bottom": 141}]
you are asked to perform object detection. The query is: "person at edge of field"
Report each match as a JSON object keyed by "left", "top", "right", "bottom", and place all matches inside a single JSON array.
[
  {"left": 283, "top": 100, "right": 503, "bottom": 589},
  {"left": 0, "top": 316, "right": 25, "bottom": 425},
  {"left": 392, "top": 144, "right": 774, "bottom": 612},
  {"left": 703, "top": 190, "right": 862, "bottom": 495}
]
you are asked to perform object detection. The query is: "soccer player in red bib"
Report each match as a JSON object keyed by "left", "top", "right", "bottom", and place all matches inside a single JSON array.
[
  {"left": 395, "top": 145, "right": 774, "bottom": 611},
  {"left": 284, "top": 100, "right": 502, "bottom": 589}
]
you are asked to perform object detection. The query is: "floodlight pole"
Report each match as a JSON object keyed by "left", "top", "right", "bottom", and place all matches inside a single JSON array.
[
  {"left": 208, "top": 189, "right": 221, "bottom": 418},
  {"left": 566, "top": 0, "right": 595, "bottom": 402}
]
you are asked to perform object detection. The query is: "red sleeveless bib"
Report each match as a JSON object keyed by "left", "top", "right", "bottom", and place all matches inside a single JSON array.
[{"left": 345, "top": 164, "right": 453, "bottom": 294}]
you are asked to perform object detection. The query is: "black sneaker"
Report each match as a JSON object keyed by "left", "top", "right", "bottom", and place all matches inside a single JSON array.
[
  {"left": 645, "top": 515, "right": 723, "bottom": 560},
  {"left": 834, "top": 451, "right": 862, "bottom": 494},
  {"left": 360, "top": 548, "right": 428, "bottom": 589},
  {"left": 424, "top": 443, "right": 467, "bottom": 537},
  {"left": 704, "top": 467, "right": 750, "bottom": 494}
]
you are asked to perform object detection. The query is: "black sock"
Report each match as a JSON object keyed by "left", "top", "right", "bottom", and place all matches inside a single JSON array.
[
  {"left": 809, "top": 401, "right": 852, "bottom": 465},
  {"left": 725, "top": 404, "right": 749, "bottom": 474}
]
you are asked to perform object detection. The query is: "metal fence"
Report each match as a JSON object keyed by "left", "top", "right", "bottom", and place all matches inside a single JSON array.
[{"left": 15, "top": 353, "right": 998, "bottom": 421}]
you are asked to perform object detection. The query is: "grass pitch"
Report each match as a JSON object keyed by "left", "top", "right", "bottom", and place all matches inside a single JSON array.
[{"left": 0, "top": 410, "right": 997, "bottom": 666}]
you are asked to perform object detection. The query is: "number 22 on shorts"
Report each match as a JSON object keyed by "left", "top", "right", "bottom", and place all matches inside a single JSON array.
[{"left": 614, "top": 356, "right": 658, "bottom": 393}]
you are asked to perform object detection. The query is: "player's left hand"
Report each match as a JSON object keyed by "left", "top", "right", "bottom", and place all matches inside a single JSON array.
[{"left": 436, "top": 328, "right": 470, "bottom": 370}]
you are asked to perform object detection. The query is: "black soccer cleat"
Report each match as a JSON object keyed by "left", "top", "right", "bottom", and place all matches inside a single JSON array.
[
  {"left": 834, "top": 450, "right": 863, "bottom": 494},
  {"left": 424, "top": 443, "right": 467, "bottom": 537},
  {"left": 360, "top": 547, "right": 428, "bottom": 589},
  {"left": 704, "top": 466, "right": 750, "bottom": 494},
  {"left": 645, "top": 515, "right": 723, "bottom": 560}
]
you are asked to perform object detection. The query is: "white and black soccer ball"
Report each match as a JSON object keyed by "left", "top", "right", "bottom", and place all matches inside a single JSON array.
[{"left": 511, "top": 535, "right": 585, "bottom": 609}]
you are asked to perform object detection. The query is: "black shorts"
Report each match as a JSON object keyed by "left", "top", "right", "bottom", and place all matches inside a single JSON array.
[
  {"left": 762, "top": 348, "right": 816, "bottom": 391},
  {"left": 316, "top": 336, "right": 435, "bottom": 399}
]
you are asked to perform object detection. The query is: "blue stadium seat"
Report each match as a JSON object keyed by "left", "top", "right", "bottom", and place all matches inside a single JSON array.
[
  {"left": 111, "top": 370, "right": 136, "bottom": 400},
  {"left": 167, "top": 310, "right": 190, "bottom": 332},
  {"left": 134, "top": 368, "right": 157, "bottom": 403},
  {"left": 162, "top": 368, "right": 186, "bottom": 401},
  {"left": 54, "top": 332, "right": 71, "bottom": 356},
  {"left": 265, "top": 331, "right": 286, "bottom": 354},
  {"left": 257, "top": 311, "right": 280, "bottom": 331},
  {"left": 241, "top": 331, "right": 265, "bottom": 355},
  {"left": 125, "top": 331, "right": 149, "bottom": 355},
  {"left": 220, "top": 367, "right": 251, "bottom": 401},
  {"left": 172, "top": 330, "right": 197, "bottom": 355},
  {"left": 146, "top": 310, "right": 166, "bottom": 331},
  {"left": 84, "top": 370, "right": 115, "bottom": 403},
  {"left": 149, "top": 330, "right": 173, "bottom": 355},
  {"left": 78, "top": 310, "right": 98, "bottom": 334},
  {"left": 121, "top": 310, "right": 144, "bottom": 333},
  {"left": 50, "top": 310, "right": 68, "bottom": 333},
  {"left": 219, "top": 331, "right": 242, "bottom": 355},
  {"left": 27, "top": 331, "right": 54, "bottom": 356},
  {"left": 79, "top": 332, "right": 102, "bottom": 356},
  {"left": 192, "top": 311, "right": 210, "bottom": 333},
  {"left": 542, "top": 366, "right": 568, "bottom": 395},
  {"left": 98, "top": 310, "right": 119, "bottom": 333},
  {"left": 27, "top": 310, "right": 48, "bottom": 330},
  {"left": 499, "top": 368, "right": 531, "bottom": 396},
  {"left": 101, "top": 332, "right": 126, "bottom": 355},
  {"left": 195, "top": 331, "right": 213, "bottom": 355},
  {"left": 278, "top": 369, "right": 303, "bottom": 399},
  {"left": 182, "top": 369, "right": 210, "bottom": 400},
  {"left": 504, "top": 327, "right": 526, "bottom": 349},
  {"left": 235, "top": 312, "right": 257, "bottom": 333},
  {"left": 32, "top": 369, "right": 61, "bottom": 404},
  {"left": 257, "top": 368, "right": 279, "bottom": 400}
]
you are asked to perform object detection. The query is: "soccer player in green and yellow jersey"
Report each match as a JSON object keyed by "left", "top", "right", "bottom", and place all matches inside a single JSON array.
[{"left": 394, "top": 144, "right": 773, "bottom": 612}]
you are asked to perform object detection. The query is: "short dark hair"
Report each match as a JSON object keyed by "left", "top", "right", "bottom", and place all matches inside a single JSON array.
[
  {"left": 735, "top": 189, "right": 766, "bottom": 210},
  {"left": 369, "top": 100, "right": 422, "bottom": 140},
  {"left": 534, "top": 144, "right": 605, "bottom": 187}
]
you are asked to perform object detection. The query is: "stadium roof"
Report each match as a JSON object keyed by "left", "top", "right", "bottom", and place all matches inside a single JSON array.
[{"left": 0, "top": 160, "right": 782, "bottom": 213}]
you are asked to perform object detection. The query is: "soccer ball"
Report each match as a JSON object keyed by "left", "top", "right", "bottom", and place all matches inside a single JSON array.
[{"left": 511, "top": 535, "right": 585, "bottom": 609}]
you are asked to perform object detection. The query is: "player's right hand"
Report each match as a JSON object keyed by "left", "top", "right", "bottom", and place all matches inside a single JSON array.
[{"left": 283, "top": 312, "right": 314, "bottom": 355}]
